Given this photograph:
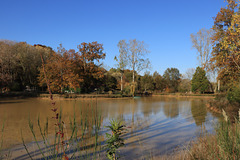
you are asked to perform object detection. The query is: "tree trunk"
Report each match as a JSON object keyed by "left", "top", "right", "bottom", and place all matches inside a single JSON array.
[
  {"left": 132, "top": 67, "right": 135, "bottom": 97},
  {"left": 218, "top": 80, "right": 220, "bottom": 92},
  {"left": 120, "top": 73, "right": 123, "bottom": 91}
]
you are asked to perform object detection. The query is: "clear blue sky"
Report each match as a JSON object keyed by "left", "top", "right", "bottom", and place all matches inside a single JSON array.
[{"left": 0, "top": 0, "right": 226, "bottom": 75}]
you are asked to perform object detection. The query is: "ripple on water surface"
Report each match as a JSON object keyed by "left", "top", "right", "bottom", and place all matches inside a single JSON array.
[{"left": 0, "top": 96, "right": 220, "bottom": 158}]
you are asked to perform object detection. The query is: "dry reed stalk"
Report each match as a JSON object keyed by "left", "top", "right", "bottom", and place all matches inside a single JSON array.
[{"left": 39, "top": 50, "right": 69, "bottom": 160}]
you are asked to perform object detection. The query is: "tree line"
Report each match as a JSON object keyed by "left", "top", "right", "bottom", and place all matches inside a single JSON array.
[{"left": 0, "top": 39, "right": 212, "bottom": 95}]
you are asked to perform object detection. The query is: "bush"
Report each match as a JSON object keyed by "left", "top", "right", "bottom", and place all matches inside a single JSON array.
[
  {"left": 227, "top": 84, "right": 240, "bottom": 103},
  {"left": 122, "top": 85, "right": 131, "bottom": 96},
  {"left": 75, "top": 88, "right": 81, "bottom": 94},
  {"left": 10, "top": 82, "right": 21, "bottom": 91}
]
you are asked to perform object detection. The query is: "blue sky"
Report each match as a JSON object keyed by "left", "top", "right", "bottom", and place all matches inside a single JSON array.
[{"left": 0, "top": 0, "right": 226, "bottom": 75}]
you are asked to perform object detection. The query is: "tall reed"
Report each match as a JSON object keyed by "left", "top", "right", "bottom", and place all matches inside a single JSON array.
[{"left": 0, "top": 121, "right": 4, "bottom": 159}]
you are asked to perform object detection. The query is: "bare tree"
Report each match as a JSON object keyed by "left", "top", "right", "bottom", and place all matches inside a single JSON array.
[
  {"left": 185, "top": 68, "right": 196, "bottom": 80},
  {"left": 117, "top": 39, "right": 150, "bottom": 96},
  {"left": 190, "top": 28, "right": 213, "bottom": 70},
  {"left": 115, "top": 40, "right": 128, "bottom": 91}
]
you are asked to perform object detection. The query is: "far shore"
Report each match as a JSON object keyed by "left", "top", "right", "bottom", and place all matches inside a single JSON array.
[
  {"left": 152, "top": 93, "right": 216, "bottom": 98},
  {"left": 0, "top": 92, "right": 217, "bottom": 100}
]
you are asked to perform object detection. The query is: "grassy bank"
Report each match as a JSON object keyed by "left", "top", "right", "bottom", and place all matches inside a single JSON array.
[
  {"left": 206, "top": 93, "right": 240, "bottom": 122},
  {"left": 1, "top": 91, "right": 217, "bottom": 100},
  {"left": 153, "top": 92, "right": 216, "bottom": 98},
  {"left": 39, "top": 93, "right": 127, "bottom": 99}
]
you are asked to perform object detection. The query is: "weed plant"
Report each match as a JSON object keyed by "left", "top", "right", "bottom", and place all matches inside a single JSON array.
[{"left": 105, "top": 119, "right": 126, "bottom": 160}]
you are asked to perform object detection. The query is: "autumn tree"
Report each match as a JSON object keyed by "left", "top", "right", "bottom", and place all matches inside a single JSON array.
[
  {"left": 0, "top": 41, "right": 52, "bottom": 91},
  {"left": 38, "top": 45, "right": 81, "bottom": 93},
  {"left": 163, "top": 68, "right": 180, "bottom": 92},
  {"left": 0, "top": 41, "right": 15, "bottom": 89},
  {"left": 117, "top": 39, "right": 150, "bottom": 96},
  {"left": 77, "top": 42, "right": 106, "bottom": 92},
  {"left": 38, "top": 42, "right": 106, "bottom": 93},
  {"left": 211, "top": 0, "right": 240, "bottom": 84}
]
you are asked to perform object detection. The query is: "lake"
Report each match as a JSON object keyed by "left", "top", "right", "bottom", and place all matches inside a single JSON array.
[{"left": 0, "top": 96, "right": 220, "bottom": 159}]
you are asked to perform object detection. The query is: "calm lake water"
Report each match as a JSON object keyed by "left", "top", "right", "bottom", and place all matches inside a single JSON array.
[{"left": 0, "top": 96, "right": 220, "bottom": 159}]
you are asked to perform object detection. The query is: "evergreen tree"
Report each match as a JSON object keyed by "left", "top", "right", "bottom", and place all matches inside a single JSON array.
[{"left": 191, "top": 67, "right": 209, "bottom": 93}]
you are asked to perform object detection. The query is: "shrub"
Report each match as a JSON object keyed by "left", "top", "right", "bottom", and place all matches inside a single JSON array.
[
  {"left": 227, "top": 84, "right": 240, "bottom": 103},
  {"left": 122, "top": 85, "right": 131, "bottom": 96}
]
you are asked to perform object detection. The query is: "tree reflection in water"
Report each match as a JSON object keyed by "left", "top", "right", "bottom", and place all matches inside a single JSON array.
[{"left": 190, "top": 99, "right": 207, "bottom": 126}]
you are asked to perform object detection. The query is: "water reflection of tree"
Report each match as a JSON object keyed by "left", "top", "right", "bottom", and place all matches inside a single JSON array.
[
  {"left": 191, "top": 99, "right": 207, "bottom": 126},
  {"left": 163, "top": 102, "right": 179, "bottom": 118}
]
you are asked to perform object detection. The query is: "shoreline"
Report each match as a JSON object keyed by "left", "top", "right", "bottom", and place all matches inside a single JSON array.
[
  {"left": 0, "top": 92, "right": 216, "bottom": 100},
  {"left": 152, "top": 94, "right": 215, "bottom": 99}
]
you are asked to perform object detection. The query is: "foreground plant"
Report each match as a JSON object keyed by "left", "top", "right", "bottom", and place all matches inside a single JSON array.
[
  {"left": 105, "top": 119, "right": 126, "bottom": 160},
  {"left": 187, "top": 109, "right": 240, "bottom": 160}
]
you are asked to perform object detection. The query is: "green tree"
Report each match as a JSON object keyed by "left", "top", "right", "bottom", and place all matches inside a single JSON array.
[
  {"left": 163, "top": 68, "right": 180, "bottom": 92},
  {"left": 104, "top": 74, "right": 117, "bottom": 92},
  {"left": 140, "top": 71, "right": 154, "bottom": 91},
  {"left": 191, "top": 67, "right": 209, "bottom": 93},
  {"left": 178, "top": 79, "right": 191, "bottom": 93},
  {"left": 153, "top": 71, "right": 166, "bottom": 92}
]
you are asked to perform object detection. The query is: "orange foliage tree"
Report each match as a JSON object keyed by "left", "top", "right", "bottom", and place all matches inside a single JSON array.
[
  {"left": 211, "top": 0, "right": 240, "bottom": 84},
  {"left": 38, "top": 42, "right": 106, "bottom": 93},
  {"left": 77, "top": 42, "right": 106, "bottom": 92}
]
